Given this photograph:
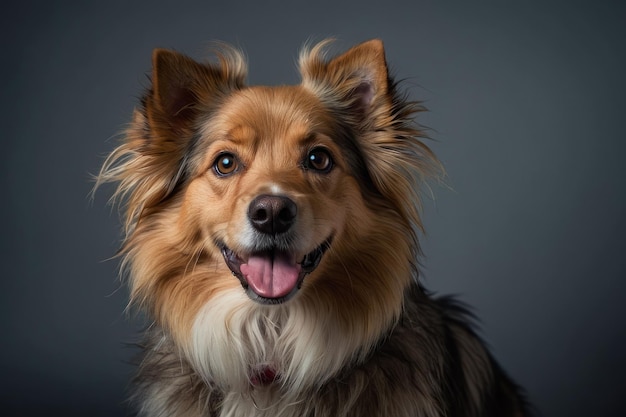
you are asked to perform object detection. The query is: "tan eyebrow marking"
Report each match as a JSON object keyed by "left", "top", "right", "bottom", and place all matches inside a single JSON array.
[{"left": 225, "top": 125, "right": 257, "bottom": 145}]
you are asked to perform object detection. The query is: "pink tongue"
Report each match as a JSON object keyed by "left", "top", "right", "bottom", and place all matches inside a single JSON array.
[{"left": 240, "top": 252, "right": 302, "bottom": 299}]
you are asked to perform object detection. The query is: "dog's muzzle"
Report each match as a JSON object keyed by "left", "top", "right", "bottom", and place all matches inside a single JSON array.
[{"left": 219, "top": 194, "right": 332, "bottom": 304}]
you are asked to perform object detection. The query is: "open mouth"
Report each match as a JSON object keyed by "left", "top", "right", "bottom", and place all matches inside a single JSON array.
[{"left": 219, "top": 237, "right": 332, "bottom": 304}]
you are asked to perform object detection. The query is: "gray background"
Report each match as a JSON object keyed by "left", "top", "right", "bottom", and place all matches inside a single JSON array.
[{"left": 2, "top": 1, "right": 625, "bottom": 416}]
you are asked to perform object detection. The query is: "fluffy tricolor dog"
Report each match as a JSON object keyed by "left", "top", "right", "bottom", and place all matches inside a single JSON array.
[{"left": 98, "top": 40, "right": 529, "bottom": 416}]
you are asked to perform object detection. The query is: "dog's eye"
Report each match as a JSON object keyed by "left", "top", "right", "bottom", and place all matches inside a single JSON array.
[
  {"left": 213, "top": 153, "right": 239, "bottom": 176},
  {"left": 305, "top": 148, "right": 334, "bottom": 173}
]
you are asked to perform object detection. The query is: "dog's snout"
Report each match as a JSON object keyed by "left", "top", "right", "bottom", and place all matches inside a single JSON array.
[{"left": 248, "top": 195, "right": 297, "bottom": 235}]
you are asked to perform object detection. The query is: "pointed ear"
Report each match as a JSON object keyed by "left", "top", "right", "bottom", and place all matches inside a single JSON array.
[
  {"left": 146, "top": 48, "right": 246, "bottom": 137},
  {"left": 151, "top": 49, "right": 203, "bottom": 127},
  {"left": 300, "top": 39, "right": 390, "bottom": 126}
]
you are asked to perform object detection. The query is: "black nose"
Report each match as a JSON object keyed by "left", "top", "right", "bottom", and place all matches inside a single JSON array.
[{"left": 248, "top": 195, "right": 297, "bottom": 235}]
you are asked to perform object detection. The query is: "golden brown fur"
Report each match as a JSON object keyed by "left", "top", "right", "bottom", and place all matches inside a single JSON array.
[{"left": 98, "top": 39, "right": 529, "bottom": 416}]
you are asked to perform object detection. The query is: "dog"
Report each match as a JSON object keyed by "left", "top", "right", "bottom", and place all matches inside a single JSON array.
[{"left": 98, "top": 39, "right": 529, "bottom": 416}]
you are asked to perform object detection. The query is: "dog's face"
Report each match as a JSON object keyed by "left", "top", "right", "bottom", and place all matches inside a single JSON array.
[
  {"left": 102, "top": 40, "right": 438, "bottom": 392},
  {"left": 186, "top": 86, "right": 352, "bottom": 304}
]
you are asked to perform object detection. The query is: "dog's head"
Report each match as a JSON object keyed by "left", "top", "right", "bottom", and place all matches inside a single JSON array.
[{"left": 99, "top": 39, "right": 440, "bottom": 391}]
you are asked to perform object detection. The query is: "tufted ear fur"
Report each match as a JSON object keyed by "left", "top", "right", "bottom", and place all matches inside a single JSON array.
[
  {"left": 146, "top": 48, "right": 246, "bottom": 139},
  {"left": 299, "top": 39, "right": 390, "bottom": 129}
]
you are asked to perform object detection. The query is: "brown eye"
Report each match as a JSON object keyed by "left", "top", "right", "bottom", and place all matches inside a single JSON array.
[
  {"left": 213, "top": 153, "right": 239, "bottom": 176},
  {"left": 305, "top": 147, "right": 334, "bottom": 173}
]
